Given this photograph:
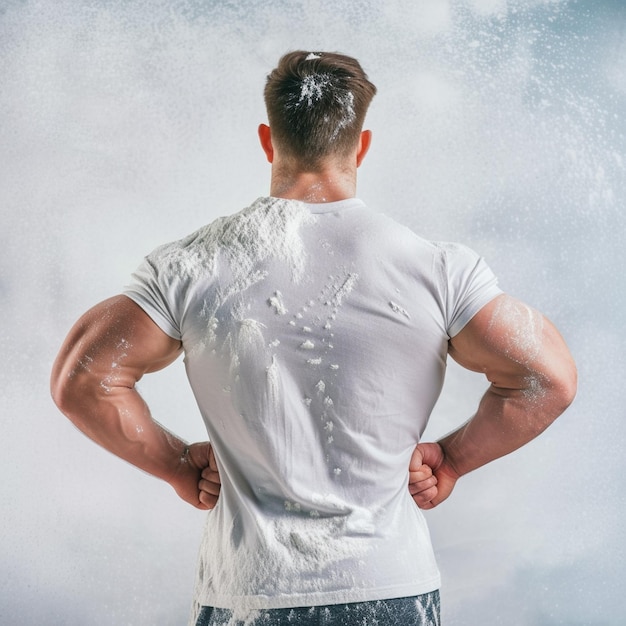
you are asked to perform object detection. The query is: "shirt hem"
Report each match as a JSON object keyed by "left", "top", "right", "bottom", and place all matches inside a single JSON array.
[
  {"left": 199, "top": 576, "right": 441, "bottom": 611},
  {"left": 448, "top": 286, "right": 502, "bottom": 337},
  {"left": 122, "top": 291, "right": 182, "bottom": 341}
]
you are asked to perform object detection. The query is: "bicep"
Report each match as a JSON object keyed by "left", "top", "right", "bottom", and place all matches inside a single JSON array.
[
  {"left": 448, "top": 294, "right": 576, "bottom": 396},
  {"left": 52, "top": 295, "right": 182, "bottom": 402}
]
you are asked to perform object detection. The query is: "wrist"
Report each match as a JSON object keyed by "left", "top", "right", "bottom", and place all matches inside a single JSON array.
[
  {"left": 436, "top": 437, "right": 464, "bottom": 480},
  {"left": 180, "top": 444, "right": 191, "bottom": 466},
  {"left": 164, "top": 442, "right": 194, "bottom": 485}
]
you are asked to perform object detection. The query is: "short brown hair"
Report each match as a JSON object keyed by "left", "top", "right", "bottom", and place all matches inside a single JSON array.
[{"left": 264, "top": 51, "right": 377, "bottom": 168}]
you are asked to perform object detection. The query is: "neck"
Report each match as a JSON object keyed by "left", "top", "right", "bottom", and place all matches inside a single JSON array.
[{"left": 269, "top": 160, "right": 357, "bottom": 203}]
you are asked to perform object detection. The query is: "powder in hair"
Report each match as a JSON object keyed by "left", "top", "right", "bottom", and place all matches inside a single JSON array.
[
  {"left": 298, "top": 73, "right": 332, "bottom": 107},
  {"left": 330, "top": 90, "right": 356, "bottom": 141}
]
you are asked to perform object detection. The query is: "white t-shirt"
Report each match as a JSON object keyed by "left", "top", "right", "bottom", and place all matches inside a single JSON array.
[{"left": 124, "top": 197, "right": 501, "bottom": 615}]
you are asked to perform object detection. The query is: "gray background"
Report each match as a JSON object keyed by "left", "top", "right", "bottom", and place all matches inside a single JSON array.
[{"left": 1, "top": 0, "right": 624, "bottom": 624}]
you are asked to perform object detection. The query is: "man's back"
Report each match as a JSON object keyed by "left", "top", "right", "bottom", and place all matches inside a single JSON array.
[
  {"left": 50, "top": 50, "right": 575, "bottom": 626},
  {"left": 124, "top": 195, "right": 501, "bottom": 611}
]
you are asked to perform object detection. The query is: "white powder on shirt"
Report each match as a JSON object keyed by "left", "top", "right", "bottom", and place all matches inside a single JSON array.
[
  {"left": 199, "top": 512, "right": 372, "bottom": 617},
  {"left": 389, "top": 300, "right": 411, "bottom": 319},
  {"left": 268, "top": 291, "right": 288, "bottom": 315},
  {"left": 325, "top": 273, "right": 359, "bottom": 307},
  {"left": 155, "top": 198, "right": 314, "bottom": 358},
  {"left": 224, "top": 318, "right": 267, "bottom": 379},
  {"left": 266, "top": 356, "right": 280, "bottom": 407},
  {"left": 153, "top": 197, "right": 314, "bottom": 286}
]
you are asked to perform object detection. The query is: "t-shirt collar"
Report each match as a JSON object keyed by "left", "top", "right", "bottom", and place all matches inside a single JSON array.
[{"left": 301, "top": 197, "right": 366, "bottom": 214}]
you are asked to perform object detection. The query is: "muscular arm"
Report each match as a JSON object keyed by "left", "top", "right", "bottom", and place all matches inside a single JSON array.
[
  {"left": 410, "top": 294, "right": 577, "bottom": 509},
  {"left": 50, "top": 295, "right": 220, "bottom": 509}
]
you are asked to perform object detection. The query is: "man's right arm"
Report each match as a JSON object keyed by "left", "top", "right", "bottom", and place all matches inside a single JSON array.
[
  {"left": 50, "top": 295, "right": 221, "bottom": 510},
  {"left": 410, "top": 293, "right": 577, "bottom": 509}
]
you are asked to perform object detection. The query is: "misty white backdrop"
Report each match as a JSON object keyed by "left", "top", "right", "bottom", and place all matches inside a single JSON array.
[{"left": 1, "top": 0, "right": 625, "bottom": 624}]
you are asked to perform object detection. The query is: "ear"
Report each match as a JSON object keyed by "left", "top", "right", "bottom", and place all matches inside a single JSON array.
[
  {"left": 258, "top": 124, "right": 274, "bottom": 163},
  {"left": 356, "top": 130, "right": 372, "bottom": 167}
]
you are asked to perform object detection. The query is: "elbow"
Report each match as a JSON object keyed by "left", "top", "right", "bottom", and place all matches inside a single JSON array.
[
  {"left": 50, "top": 368, "right": 73, "bottom": 416},
  {"left": 561, "top": 362, "right": 578, "bottom": 411},
  {"left": 521, "top": 356, "right": 577, "bottom": 430},
  {"left": 549, "top": 356, "right": 578, "bottom": 416},
  {"left": 50, "top": 359, "right": 87, "bottom": 418},
  {"left": 50, "top": 359, "right": 64, "bottom": 411}
]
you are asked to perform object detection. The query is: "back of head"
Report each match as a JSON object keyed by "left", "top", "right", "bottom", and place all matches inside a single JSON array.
[{"left": 264, "top": 51, "right": 377, "bottom": 170}]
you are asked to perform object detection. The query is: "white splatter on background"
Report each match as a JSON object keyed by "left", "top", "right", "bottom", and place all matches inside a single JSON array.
[{"left": 1, "top": 0, "right": 624, "bottom": 624}]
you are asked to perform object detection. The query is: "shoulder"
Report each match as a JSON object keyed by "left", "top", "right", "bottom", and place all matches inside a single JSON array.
[
  {"left": 431, "top": 241, "right": 486, "bottom": 273},
  {"left": 142, "top": 197, "right": 316, "bottom": 280},
  {"left": 217, "top": 197, "right": 316, "bottom": 251},
  {"left": 142, "top": 201, "right": 263, "bottom": 278},
  {"left": 363, "top": 211, "right": 476, "bottom": 269},
  {"left": 360, "top": 209, "right": 438, "bottom": 251},
  {"left": 144, "top": 222, "right": 221, "bottom": 280}
]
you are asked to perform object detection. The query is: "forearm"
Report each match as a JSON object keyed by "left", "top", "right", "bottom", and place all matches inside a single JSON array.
[
  {"left": 439, "top": 378, "right": 571, "bottom": 478},
  {"left": 54, "top": 378, "right": 186, "bottom": 483}
]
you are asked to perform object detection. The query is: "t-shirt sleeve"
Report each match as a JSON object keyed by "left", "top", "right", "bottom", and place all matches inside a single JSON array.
[
  {"left": 123, "top": 252, "right": 182, "bottom": 341},
  {"left": 442, "top": 243, "right": 502, "bottom": 337}
]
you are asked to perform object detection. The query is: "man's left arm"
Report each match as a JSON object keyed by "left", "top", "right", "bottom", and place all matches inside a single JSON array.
[
  {"left": 409, "top": 294, "right": 576, "bottom": 509},
  {"left": 51, "top": 295, "right": 220, "bottom": 509}
]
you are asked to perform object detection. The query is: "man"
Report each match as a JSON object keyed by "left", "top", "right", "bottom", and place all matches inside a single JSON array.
[{"left": 51, "top": 51, "right": 576, "bottom": 625}]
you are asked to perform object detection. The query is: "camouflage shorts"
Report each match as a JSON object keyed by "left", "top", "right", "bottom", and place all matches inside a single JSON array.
[{"left": 195, "top": 591, "right": 441, "bottom": 626}]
